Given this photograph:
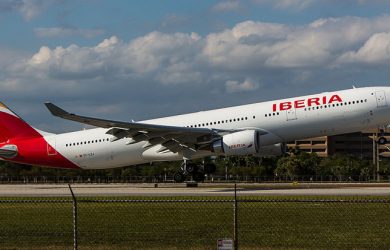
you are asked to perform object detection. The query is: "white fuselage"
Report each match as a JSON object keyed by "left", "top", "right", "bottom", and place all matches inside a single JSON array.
[{"left": 46, "top": 87, "right": 390, "bottom": 169}]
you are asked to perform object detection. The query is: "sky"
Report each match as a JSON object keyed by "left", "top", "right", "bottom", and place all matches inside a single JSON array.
[{"left": 2, "top": 0, "right": 390, "bottom": 132}]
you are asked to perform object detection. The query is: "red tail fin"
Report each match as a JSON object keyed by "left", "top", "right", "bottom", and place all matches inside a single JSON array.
[{"left": 0, "top": 102, "right": 42, "bottom": 142}]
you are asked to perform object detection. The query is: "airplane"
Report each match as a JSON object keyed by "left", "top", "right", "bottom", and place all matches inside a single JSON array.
[{"left": 0, "top": 86, "right": 389, "bottom": 182}]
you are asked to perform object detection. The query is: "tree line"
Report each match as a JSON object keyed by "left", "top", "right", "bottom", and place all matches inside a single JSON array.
[{"left": 1, "top": 150, "right": 390, "bottom": 181}]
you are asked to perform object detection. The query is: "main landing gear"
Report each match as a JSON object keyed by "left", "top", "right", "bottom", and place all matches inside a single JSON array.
[
  {"left": 173, "top": 161, "right": 217, "bottom": 183},
  {"left": 378, "top": 128, "right": 387, "bottom": 145}
]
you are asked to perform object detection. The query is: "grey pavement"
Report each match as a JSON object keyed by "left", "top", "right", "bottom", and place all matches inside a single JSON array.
[{"left": 1, "top": 183, "right": 390, "bottom": 197}]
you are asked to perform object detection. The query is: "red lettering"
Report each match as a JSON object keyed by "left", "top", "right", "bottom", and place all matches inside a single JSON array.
[
  {"left": 272, "top": 94, "right": 343, "bottom": 111},
  {"left": 329, "top": 94, "right": 342, "bottom": 103},
  {"left": 294, "top": 100, "right": 305, "bottom": 109},
  {"left": 279, "top": 102, "right": 292, "bottom": 111},
  {"left": 308, "top": 98, "right": 320, "bottom": 107}
]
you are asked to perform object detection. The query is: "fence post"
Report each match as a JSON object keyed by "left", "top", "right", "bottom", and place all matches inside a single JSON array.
[
  {"left": 68, "top": 184, "right": 78, "bottom": 250},
  {"left": 233, "top": 183, "right": 238, "bottom": 250}
]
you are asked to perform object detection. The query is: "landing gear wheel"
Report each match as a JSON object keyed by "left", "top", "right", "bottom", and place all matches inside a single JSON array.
[
  {"left": 204, "top": 163, "right": 216, "bottom": 174},
  {"left": 186, "top": 163, "right": 198, "bottom": 174},
  {"left": 192, "top": 172, "right": 205, "bottom": 182},
  {"left": 378, "top": 137, "right": 387, "bottom": 145},
  {"left": 173, "top": 172, "right": 185, "bottom": 183}
]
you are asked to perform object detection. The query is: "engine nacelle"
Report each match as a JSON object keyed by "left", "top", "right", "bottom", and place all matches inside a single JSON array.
[
  {"left": 212, "top": 130, "right": 260, "bottom": 156},
  {"left": 255, "top": 143, "right": 286, "bottom": 157}
]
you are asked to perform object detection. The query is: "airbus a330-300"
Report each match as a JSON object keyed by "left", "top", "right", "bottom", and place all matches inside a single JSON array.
[{"left": 0, "top": 86, "right": 389, "bottom": 182}]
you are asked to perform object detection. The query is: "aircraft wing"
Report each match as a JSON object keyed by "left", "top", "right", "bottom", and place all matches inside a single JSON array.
[{"left": 45, "top": 103, "right": 262, "bottom": 153}]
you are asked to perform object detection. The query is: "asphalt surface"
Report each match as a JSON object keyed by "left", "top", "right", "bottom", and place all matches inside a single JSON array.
[{"left": 2, "top": 183, "right": 390, "bottom": 197}]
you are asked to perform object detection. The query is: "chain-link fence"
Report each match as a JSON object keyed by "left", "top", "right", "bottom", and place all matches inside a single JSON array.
[{"left": 1, "top": 186, "right": 390, "bottom": 249}]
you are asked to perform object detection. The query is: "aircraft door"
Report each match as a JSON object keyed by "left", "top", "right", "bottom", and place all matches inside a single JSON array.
[
  {"left": 46, "top": 137, "right": 57, "bottom": 156},
  {"left": 286, "top": 108, "right": 297, "bottom": 121},
  {"left": 375, "top": 91, "right": 387, "bottom": 108}
]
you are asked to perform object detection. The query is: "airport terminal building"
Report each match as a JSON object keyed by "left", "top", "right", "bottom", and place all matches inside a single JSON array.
[{"left": 287, "top": 128, "right": 390, "bottom": 159}]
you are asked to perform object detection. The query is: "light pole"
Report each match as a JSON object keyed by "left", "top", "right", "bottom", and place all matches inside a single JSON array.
[
  {"left": 377, "top": 137, "right": 380, "bottom": 182},
  {"left": 373, "top": 130, "right": 381, "bottom": 182}
]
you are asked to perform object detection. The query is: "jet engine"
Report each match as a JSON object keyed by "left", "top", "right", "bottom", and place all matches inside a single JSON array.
[
  {"left": 211, "top": 130, "right": 260, "bottom": 156},
  {"left": 211, "top": 130, "right": 286, "bottom": 157}
]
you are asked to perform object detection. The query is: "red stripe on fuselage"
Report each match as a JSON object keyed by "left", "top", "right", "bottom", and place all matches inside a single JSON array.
[
  {"left": 0, "top": 112, "right": 79, "bottom": 169},
  {"left": 10, "top": 136, "right": 80, "bottom": 169}
]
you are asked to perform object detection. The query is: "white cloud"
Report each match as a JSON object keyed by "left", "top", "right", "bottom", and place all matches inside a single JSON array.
[
  {"left": 1, "top": 15, "right": 389, "bottom": 97},
  {"left": 337, "top": 32, "right": 390, "bottom": 64},
  {"left": 253, "top": 0, "right": 313, "bottom": 10},
  {"left": 226, "top": 78, "right": 259, "bottom": 93},
  {"left": 203, "top": 16, "right": 390, "bottom": 69},
  {"left": 4, "top": 15, "right": 390, "bottom": 129},
  {"left": 212, "top": 1, "right": 242, "bottom": 12},
  {"left": 10, "top": 15, "right": 390, "bottom": 84},
  {"left": 29, "top": 46, "right": 51, "bottom": 65},
  {"left": 0, "top": 0, "right": 52, "bottom": 20},
  {"left": 34, "top": 27, "right": 105, "bottom": 39},
  {"left": 252, "top": 0, "right": 390, "bottom": 10}
]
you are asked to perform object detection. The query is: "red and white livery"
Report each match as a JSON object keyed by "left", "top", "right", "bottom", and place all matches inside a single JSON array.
[{"left": 0, "top": 86, "right": 389, "bottom": 181}]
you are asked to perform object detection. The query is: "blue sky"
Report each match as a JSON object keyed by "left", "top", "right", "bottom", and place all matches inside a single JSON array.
[{"left": 2, "top": 0, "right": 390, "bottom": 132}]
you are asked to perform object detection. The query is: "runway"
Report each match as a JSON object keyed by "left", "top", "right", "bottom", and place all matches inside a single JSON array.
[{"left": 2, "top": 183, "right": 390, "bottom": 197}]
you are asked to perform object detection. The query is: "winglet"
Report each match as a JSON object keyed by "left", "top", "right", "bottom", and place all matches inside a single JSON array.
[{"left": 45, "top": 102, "right": 69, "bottom": 117}]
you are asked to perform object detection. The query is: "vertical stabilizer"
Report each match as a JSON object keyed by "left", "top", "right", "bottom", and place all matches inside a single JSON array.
[{"left": 0, "top": 102, "right": 42, "bottom": 142}]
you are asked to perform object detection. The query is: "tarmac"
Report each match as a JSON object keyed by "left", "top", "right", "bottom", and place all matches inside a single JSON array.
[{"left": 2, "top": 183, "right": 390, "bottom": 197}]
